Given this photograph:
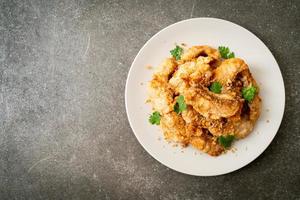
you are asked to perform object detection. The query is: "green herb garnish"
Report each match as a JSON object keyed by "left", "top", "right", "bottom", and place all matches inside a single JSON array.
[
  {"left": 209, "top": 82, "right": 222, "bottom": 94},
  {"left": 242, "top": 86, "right": 257, "bottom": 102},
  {"left": 218, "top": 46, "right": 235, "bottom": 59},
  {"left": 218, "top": 135, "right": 235, "bottom": 148},
  {"left": 174, "top": 95, "right": 187, "bottom": 114},
  {"left": 149, "top": 111, "right": 161, "bottom": 125},
  {"left": 170, "top": 45, "right": 183, "bottom": 60}
]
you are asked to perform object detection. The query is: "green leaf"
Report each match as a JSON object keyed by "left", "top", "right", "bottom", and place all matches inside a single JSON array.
[
  {"left": 228, "top": 52, "right": 235, "bottom": 58},
  {"left": 218, "top": 135, "right": 235, "bottom": 148},
  {"left": 209, "top": 82, "right": 222, "bottom": 94},
  {"left": 170, "top": 45, "right": 183, "bottom": 60},
  {"left": 218, "top": 46, "right": 235, "bottom": 59},
  {"left": 242, "top": 86, "right": 257, "bottom": 102},
  {"left": 174, "top": 95, "right": 187, "bottom": 114},
  {"left": 149, "top": 111, "right": 161, "bottom": 125}
]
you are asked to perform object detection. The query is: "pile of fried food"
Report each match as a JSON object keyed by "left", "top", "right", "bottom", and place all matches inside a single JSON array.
[{"left": 147, "top": 45, "right": 261, "bottom": 156}]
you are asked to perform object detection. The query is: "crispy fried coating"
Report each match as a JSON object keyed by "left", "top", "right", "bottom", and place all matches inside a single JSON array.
[
  {"left": 184, "top": 86, "right": 243, "bottom": 119},
  {"left": 147, "top": 45, "right": 261, "bottom": 156},
  {"left": 213, "top": 59, "right": 261, "bottom": 138},
  {"left": 181, "top": 45, "right": 221, "bottom": 61},
  {"left": 214, "top": 58, "right": 248, "bottom": 86}
]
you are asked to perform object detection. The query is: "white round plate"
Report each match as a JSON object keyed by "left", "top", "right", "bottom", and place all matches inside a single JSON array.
[{"left": 125, "top": 18, "right": 285, "bottom": 176}]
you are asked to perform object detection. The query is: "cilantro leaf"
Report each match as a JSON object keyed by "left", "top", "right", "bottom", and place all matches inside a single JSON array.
[
  {"left": 242, "top": 86, "right": 257, "bottom": 102},
  {"left": 218, "top": 135, "right": 235, "bottom": 148},
  {"left": 218, "top": 46, "right": 235, "bottom": 59},
  {"left": 228, "top": 52, "right": 235, "bottom": 58},
  {"left": 174, "top": 95, "right": 187, "bottom": 114},
  {"left": 209, "top": 82, "right": 222, "bottom": 94},
  {"left": 149, "top": 111, "right": 161, "bottom": 125},
  {"left": 170, "top": 45, "right": 183, "bottom": 60}
]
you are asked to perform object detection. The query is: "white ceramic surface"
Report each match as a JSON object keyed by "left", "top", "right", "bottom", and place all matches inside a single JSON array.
[{"left": 125, "top": 18, "right": 285, "bottom": 176}]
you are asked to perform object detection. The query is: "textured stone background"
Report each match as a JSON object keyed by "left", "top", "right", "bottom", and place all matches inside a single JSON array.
[{"left": 1, "top": 0, "right": 299, "bottom": 199}]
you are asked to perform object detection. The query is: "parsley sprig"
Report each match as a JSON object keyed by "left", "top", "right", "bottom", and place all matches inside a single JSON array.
[
  {"left": 242, "top": 86, "right": 257, "bottom": 102},
  {"left": 209, "top": 82, "right": 222, "bottom": 94},
  {"left": 149, "top": 111, "right": 161, "bottom": 125},
  {"left": 174, "top": 95, "right": 187, "bottom": 114},
  {"left": 170, "top": 45, "right": 183, "bottom": 60},
  {"left": 218, "top": 46, "right": 235, "bottom": 59},
  {"left": 218, "top": 135, "right": 235, "bottom": 148}
]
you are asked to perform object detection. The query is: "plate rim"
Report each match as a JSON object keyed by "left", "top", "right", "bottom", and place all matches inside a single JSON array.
[{"left": 125, "top": 17, "right": 285, "bottom": 176}]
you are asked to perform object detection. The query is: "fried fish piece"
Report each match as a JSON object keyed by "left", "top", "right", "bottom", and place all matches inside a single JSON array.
[
  {"left": 169, "top": 59, "right": 212, "bottom": 93},
  {"left": 181, "top": 45, "right": 221, "bottom": 61},
  {"left": 148, "top": 78, "right": 174, "bottom": 114},
  {"left": 162, "top": 110, "right": 224, "bottom": 156},
  {"left": 153, "top": 58, "right": 178, "bottom": 82},
  {"left": 160, "top": 112, "right": 187, "bottom": 143},
  {"left": 169, "top": 57, "right": 243, "bottom": 119},
  {"left": 190, "top": 134, "right": 224, "bottom": 156},
  {"left": 169, "top": 58, "right": 214, "bottom": 91},
  {"left": 217, "top": 67, "right": 261, "bottom": 138},
  {"left": 181, "top": 86, "right": 243, "bottom": 119},
  {"left": 148, "top": 58, "right": 177, "bottom": 114},
  {"left": 231, "top": 90, "right": 261, "bottom": 137},
  {"left": 182, "top": 106, "right": 226, "bottom": 137},
  {"left": 214, "top": 58, "right": 248, "bottom": 86}
]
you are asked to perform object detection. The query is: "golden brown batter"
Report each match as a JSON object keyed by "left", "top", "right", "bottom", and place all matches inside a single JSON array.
[{"left": 148, "top": 45, "right": 261, "bottom": 156}]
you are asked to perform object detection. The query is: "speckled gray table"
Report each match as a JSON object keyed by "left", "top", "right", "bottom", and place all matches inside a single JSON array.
[{"left": 1, "top": 0, "right": 299, "bottom": 199}]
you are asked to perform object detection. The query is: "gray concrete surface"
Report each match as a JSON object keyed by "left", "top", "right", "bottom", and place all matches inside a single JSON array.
[{"left": 1, "top": 0, "right": 299, "bottom": 199}]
